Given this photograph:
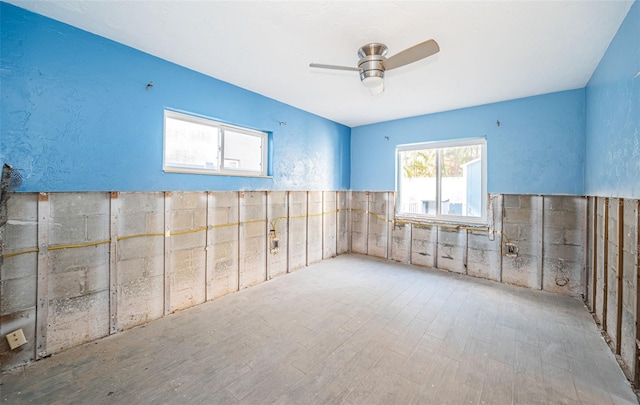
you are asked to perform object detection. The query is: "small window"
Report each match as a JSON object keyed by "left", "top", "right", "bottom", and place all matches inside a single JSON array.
[
  {"left": 396, "top": 138, "right": 487, "bottom": 223},
  {"left": 164, "top": 110, "right": 268, "bottom": 177}
]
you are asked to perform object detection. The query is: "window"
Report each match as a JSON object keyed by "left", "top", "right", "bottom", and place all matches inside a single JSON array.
[
  {"left": 396, "top": 138, "right": 486, "bottom": 223},
  {"left": 163, "top": 110, "right": 268, "bottom": 177}
]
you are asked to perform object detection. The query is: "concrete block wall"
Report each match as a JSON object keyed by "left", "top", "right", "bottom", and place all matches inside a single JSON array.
[
  {"left": 354, "top": 192, "right": 586, "bottom": 296},
  {"left": 0, "top": 190, "right": 344, "bottom": 371},
  {"left": 206, "top": 191, "right": 239, "bottom": 300},
  {"left": 47, "top": 193, "right": 110, "bottom": 355},
  {"left": 267, "top": 191, "right": 288, "bottom": 279},
  {"left": 288, "top": 191, "right": 307, "bottom": 272},
  {"left": 117, "top": 192, "right": 165, "bottom": 331},
  {"left": 0, "top": 194, "right": 38, "bottom": 369},
  {"left": 307, "top": 191, "right": 323, "bottom": 265},
  {"left": 585, "top": 197, "right": 639, "bottom": 384}
]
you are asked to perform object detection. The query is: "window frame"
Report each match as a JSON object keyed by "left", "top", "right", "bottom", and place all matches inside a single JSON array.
[
  {"left": 396, "top": 137, "right": 487, "bottom": 225},
  {"left": 163, "top": 110, "right": 268, "bottom": 177}
]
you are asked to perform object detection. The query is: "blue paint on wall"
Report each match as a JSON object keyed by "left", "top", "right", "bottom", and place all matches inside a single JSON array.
[
  {"left": 585, "top": 0, "right": 640, "bottom": 198},
  {"left": 351, "top": 89, "right": 586, "bottom": 194},
  {"left": 0, "top": 3, "right": 350, "bottom": 191}
]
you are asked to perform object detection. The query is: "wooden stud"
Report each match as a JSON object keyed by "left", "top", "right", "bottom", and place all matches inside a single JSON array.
[
  {"left": 584, "top": 197, "right": 591, "bottom": 305},
  {"left": 348, "top": 191, "right": 353, "bottom": 253},
  {"left": 163, "top": 192, "right": 171, "bottom": 315},
  {"left": 266, "top": 191, "right": 271, "bottom": 280},
  {"left": 365, "top": 192, "right": 370, "bottom": 255},
  {"left": 35, "top": 192, "right": 49, "bottom": 359},
  {"left": 592, "top": 197, "right": 598, "bottom": 313},
  {"left": 603, "top": 197, "right": 609, "bottom": 331},
  {"left": 539, "top": 196, "right": 545, "bottom": 291},
  {"left": 109, "top": 192, "right": 119, "bottom": 334},
  {"left": 238, "top": 191, "right": 243, "bottom": 290},
  {"left": 634, "top": 199, "right": 640, "bottom": 388},
  {"left": 304, "top": 191, "right": 309, "bottom": 266},
  {"left": 286, "top": 191, "right": 291, "bottom": 273},
  {"left": 205, "top": 191, "right": 213, "bottom": 301},
  {"left": 321, "top": 191, "right": 325, "bottom": 259},
  {"left": 386, "top": 191, "right": 392, "bottom": 260},
  {"left": 335, "top": 191, "right": 339, "bottom": 256},
  {"left": 616, "top": 198, "right": 624, "bottom": 354}
]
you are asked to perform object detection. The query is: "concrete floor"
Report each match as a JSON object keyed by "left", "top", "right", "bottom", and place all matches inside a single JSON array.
[{"left": 2, "top": 254, "right": 637, "bottom": 405}]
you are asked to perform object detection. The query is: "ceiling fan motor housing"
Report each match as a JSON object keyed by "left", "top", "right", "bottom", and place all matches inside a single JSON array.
[{"left": 358, "top": 43, "right": 387, "bottom": 87}]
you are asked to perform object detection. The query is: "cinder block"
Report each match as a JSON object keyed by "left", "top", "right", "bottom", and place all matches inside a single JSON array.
[
  {"left": 49, "top": 263, "right": 109, "bottom": 301},
  {"left": 545, "top": 210, "right": 579, "bottom": 229},
  {"left": 119, "top": 212, "right": 148, "bottom": 236},
  {"left": 171, "top": 210, "right": 194, "bottom": 231},
  {"left": 172, "top": 192, "right": 206, "bottom": 210},
  {"left": 49, "top": 244, "right": 109, "bottom": 276},
  {"left": 503, "top": 208, "right": 536, "bottom": 224},
  {"left": 620, "top": 309, "right": 636, "bottom": 380},
  {"left": 502, "top": 254, "right": 539, "bottom": 289},
  {"left": 50, "top": 193, "right": 109, "bottom": 218},
  {"left": 47, "top": 291, "right": 110, "bottom": 355},
  {"left": 119, "top": 192, "right": 164, "bottom": 213},
  {"left": 1, "top": 275, "right": 37, "bottom": 314},
  {"left": 4, "top": 221, "right": 37, "bottom": 252},
  {"left": 0, "top": 308, "right": 36, "bottom": 372},
  {"left": 207, "top": 256, "right": 239, "bottom": 299},
  {"left": 6, "top": 193, "right": 38, "bottom": 221},
  {"left": 503, "top": 195, "right": 521, "bottom": 208},
  {"left": 467, "top": 248, "right": 501, "bottom": 281},
  {"left": 241, "top": 251, "right": 267, "bottom": 288},
  {"left": 1, "top": 253, "right": 37, "bottom": 281},
  {"left": 170, "top": 248, "right": 206, "bottom": 311},
  {"left": 146, "top": 212, "right": 164, "bottom": 233},
  {"left": 437, "top": 244, "right": 465, "bottom": 274},
  {"left": 542, "top": 258, "right": 582, "bottom": 296},
  {"left": 49, "top": 217, "right": 87, "bottom": 245},
  {"left": 390, "top": 224, "right": 411, "bottom": 263},
  {"left": 171, "top": 231, "right": 206, "bottom": 251},
  {"left": 86, "top": 215, "right": 110, "bottom": 242},
  {"left": 118, "top": 235, "right": 163, "bottom": 261}
]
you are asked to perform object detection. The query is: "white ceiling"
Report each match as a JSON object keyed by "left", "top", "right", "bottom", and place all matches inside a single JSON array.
[{"left": 7, "top": 1, "right": 634, "bottom": 127}]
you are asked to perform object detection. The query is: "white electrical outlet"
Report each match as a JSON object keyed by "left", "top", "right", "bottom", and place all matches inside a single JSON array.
[{"left": 6, "top": 328, "right": 27, "bottom": 350}]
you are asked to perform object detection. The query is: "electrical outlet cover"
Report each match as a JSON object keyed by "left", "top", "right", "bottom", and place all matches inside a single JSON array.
[{"left": 6, "top": 328, "right": 27, "bottom": 350}]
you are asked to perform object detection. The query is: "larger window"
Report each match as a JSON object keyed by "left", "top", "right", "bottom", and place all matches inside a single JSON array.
[
  {"left": 397, "top": 138, "right": 487, "bottom": 223},
  {"left": 163, "top": 110, "right": 268, "bottom": 177}
]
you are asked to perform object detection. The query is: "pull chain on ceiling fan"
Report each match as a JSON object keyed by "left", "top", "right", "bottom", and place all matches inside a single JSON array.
[{"left": 310, "top": 39, "right": 440, "bottom": 95}]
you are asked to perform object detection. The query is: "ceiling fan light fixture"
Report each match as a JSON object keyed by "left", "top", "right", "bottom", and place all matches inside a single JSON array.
[
  {"left": 361, "top": 75, "right": 384, "bottom": 89},
  {"left": 367, "top": 81, "right": 384, "bottom": 96}
]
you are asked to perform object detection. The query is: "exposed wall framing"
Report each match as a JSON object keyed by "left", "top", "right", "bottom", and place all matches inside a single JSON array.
[
  {"left": 0, "top": 190, "right": 348, "bottom": 371},
  {"left": 586, "top": 197, "right": 639, "bottom": 384},
  {"left": 2, "top": 190, "right": 639, "bottom": 389}
]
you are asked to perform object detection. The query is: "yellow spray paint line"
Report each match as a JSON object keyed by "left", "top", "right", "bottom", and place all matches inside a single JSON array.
[
  {"left": 118, "top": 232, "right": 165, "bottom": 241},
  {"left": 47, "top": 239, "right": 112, "bottom": 251},
  {"left": 2, "top": 248, "right": 39, "bottom": 259},
  {"left": 1, "top": 207, "right": 511, "bottom": 258}
]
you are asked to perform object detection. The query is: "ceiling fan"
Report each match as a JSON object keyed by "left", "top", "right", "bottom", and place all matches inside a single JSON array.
[{"left": 310, "top": 39, "right": 440, "bottom": 95}]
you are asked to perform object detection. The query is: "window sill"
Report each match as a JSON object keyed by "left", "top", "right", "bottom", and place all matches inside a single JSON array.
[
  {"left": 163, "top": 168, "right": 272, "bottom": 179},
  {"left": 394, "top": 214, "right": 488, "bottom": 230}
]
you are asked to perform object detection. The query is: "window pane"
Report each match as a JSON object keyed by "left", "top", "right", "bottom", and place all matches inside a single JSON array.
[
  {"left": 398, "top": 149, "right": 437, "bottom": 215},
  {"left": 223, "top": 129, "right": 263, "bottom": 172},
  {"left": 440, "top": 145, "right": 482, "bottom": 217},
  {"left": 165, "top": 117, "right": 219, "bottom": 169}
]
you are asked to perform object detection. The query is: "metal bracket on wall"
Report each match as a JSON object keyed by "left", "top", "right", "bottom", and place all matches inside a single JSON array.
[
  {"left": 35, "top": 192, "right": 49, "bottom": 360},
  {"left": 109, "top": 192, "right": 119, "bottom": 334},
  {"left": 163, "top": 192, "right": 172, "bottom": 315}
]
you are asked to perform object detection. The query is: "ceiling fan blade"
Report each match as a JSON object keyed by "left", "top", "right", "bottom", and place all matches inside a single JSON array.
[
  {"left": 383, "top": 39, "right": 440, "bottom": 71},
  {"left": 309, "top": 63, "right": 360, "bottom": 72}
]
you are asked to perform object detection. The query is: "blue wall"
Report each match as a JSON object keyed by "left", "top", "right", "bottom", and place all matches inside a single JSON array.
[
  {"left": 351, "top": 89, "right": 586, "bottom": 194},
  {"left": 585, "top": 0, "right": 640, "bottom": 199},
  {"left": 0, "top": 3, "right": 350, "bottom": 191}
]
